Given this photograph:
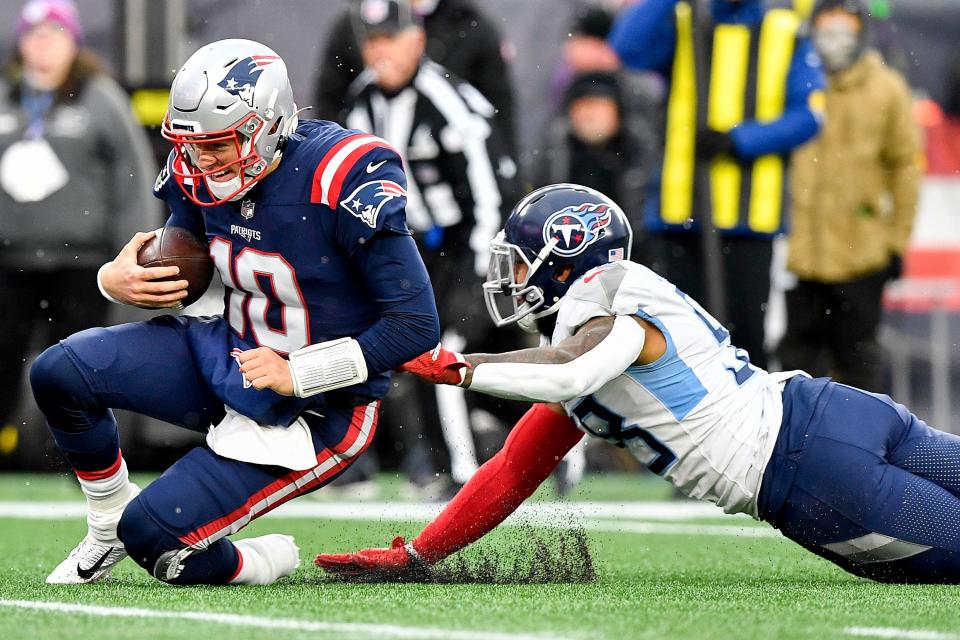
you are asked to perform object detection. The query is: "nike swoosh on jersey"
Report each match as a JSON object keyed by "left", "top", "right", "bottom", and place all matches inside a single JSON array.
[
  {"left": 76, "top": 548, "right": 114, "bottom": 580},
  {"left": 365, "top": 160, "right": 387, "bottom": 173},
  {"left": 583, "top": 269, "right": 607, "bottom": 284}
]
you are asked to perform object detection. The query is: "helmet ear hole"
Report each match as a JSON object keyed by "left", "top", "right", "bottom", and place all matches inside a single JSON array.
[{"left": 552, "top": 264, "right": 574, "bottom": 283}]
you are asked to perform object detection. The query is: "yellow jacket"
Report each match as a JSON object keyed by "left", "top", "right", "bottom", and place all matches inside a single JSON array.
[{"left": 787, "top": 51, "right": 920, "bottom": 282}]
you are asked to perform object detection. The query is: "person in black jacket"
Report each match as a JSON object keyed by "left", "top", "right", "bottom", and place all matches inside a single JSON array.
[{"left": 314, "top": 0, "right": 517, "bottom": 153}]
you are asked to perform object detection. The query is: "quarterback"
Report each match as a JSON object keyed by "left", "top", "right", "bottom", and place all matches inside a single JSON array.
[
  {"left": 318, "top": 184, "right": 960, "bottom": 584},
  {"left": 31, "top": 39, "right": 439, "bottom": 585}
]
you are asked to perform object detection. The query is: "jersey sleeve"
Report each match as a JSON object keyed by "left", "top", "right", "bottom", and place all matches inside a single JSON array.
[
  {"left": 553, "top": 262, "right": 654, "bottom": 342},
  {"left": 309, "top": 134, "right": 411, "bottom": 255},
  {"left": 152, "top": 150, "right": 205, "bottom": 237}
]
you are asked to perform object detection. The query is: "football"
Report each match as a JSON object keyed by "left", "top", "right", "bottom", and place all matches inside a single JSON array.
[{"left": 137, "top": 226, "right": 214, "bottom": 308}]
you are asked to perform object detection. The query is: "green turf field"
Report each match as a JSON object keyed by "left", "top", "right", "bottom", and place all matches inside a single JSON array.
[{"left": 1, "top": 472, "right": 958, "bottom": 640}]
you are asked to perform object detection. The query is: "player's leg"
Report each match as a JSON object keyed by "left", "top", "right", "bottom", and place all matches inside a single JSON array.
[
  {"left": 30, "top": 315, "right": 224, "bottom": 583},
  {"left": 118, "top": 400, "right": 380, "bottom": 585},
  {"left": 827, "top": 271, "right": 886, "bottom": 391},
  {"left": 722, "top": 236, "right": 772, "bottom": 369},
  {"left": 778, "top": 280, "right": 829, "bottom": 376},
  {"left": 771, "top": 381, "right": 960, "bottom": 582}
]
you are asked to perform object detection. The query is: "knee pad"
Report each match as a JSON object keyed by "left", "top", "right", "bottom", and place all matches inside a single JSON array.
[
  {"left": 118, "top": 496, "right": 188, "bottom": 582},
  {"left": 29, "top": 343, "right": 89, "bottom": 411}
]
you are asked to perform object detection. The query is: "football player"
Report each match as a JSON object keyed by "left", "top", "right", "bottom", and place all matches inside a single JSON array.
[
  {"left": 31, "top": 39, "right": 440, "bottom": 585},
  {"left": 316, "top": 183, "right": 960, "bottom": 584}
]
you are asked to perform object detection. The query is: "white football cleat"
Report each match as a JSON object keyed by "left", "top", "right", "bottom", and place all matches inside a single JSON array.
[
  {"left": 46, "top": 482, "right": 141, "bottom": 584},
  {"left": 46, "top": 536, "right": 129, "bottom": 584},
  {"left": 232, "top": 534, "right": 300, "bottom": 585}
]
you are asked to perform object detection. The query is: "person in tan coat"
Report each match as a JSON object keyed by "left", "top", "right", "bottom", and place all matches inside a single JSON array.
[{"left": 780, "top": 0, "right": 920, "bottom": 391}]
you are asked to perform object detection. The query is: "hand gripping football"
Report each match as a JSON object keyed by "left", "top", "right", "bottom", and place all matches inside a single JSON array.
[{"left": 137, "top": 227, "right": 213, "bottom": 308}]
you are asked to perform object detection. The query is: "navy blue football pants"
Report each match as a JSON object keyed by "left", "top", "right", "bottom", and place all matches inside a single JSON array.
[
  {"left": 760, "top": 376, "right": 960, "bottom": 583},
  {"left": 30, "top": 316, "right": 379, "bottom": 584}
]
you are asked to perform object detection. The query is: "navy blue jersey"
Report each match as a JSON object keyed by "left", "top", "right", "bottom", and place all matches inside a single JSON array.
[{"left": 153, "top": 119, "right": 439, "bottom": 425}]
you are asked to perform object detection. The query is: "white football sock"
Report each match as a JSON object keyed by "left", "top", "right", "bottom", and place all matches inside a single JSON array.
[
  {"left": 230, "top": 534, "right": 300, "bottom": 585},
  {"left": 76, "top": 456, "right": 139, "bottom": 542}
]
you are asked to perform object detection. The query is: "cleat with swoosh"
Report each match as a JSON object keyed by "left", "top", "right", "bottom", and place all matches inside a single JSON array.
[{"left": 46, "top": 537, "right": 128, "bottom": 584}]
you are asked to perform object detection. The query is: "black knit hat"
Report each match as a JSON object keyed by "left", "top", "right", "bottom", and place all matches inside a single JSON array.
[
  {"left": 566, "top": 72, "right": 622, "bottom": 108},
  {"left": 571, "top": 5, "right": 615, "bottom": 39}
]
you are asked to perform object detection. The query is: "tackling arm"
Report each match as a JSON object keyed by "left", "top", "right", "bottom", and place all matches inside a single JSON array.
[{"left": 462, "top": 315, "right": 646, "bottom": 402}]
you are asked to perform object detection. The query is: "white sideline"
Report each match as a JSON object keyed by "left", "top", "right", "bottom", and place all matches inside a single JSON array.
[
  {"left": 0, "top": 599, "right": 571, "bottom": 640},
  {"left": 845, "top": 627, "right": 960, "bottom": 640}
]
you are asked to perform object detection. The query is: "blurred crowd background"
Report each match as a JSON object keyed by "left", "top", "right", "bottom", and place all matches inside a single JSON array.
[{"left": 2, "top": 0, "right": 960, "bottom": 502}]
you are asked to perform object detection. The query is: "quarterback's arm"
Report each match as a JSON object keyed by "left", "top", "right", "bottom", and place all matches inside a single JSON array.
[
  {"left": 316, "top": 402, "right": 584, "bottom": 570},
  {"left": 459, "top": 314, "right": 647, "bottom": 403}
]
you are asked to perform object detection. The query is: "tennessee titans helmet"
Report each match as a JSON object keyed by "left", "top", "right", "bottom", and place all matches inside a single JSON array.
[
  {"left": 483, "top": 183, "right": 633, "bottom": 333},
  {"left": 161, "top": 39, "right": 299, "bottom": 206}
]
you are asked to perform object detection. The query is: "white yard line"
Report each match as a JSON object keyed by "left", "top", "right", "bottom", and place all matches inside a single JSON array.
[
  {"left": 0, "top": 500, "right": 748, "bottom": 521},
  {"left": 0, "top": 500, "right": 776, "bottom": 539},
  {"left": 845, "top": 627, "right": 960, "bottom": 640},
  {"left": 0, "top": 599, "right": 572, "bottom": 640}
]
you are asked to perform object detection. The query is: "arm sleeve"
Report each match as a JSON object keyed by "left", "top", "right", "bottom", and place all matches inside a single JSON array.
[
  {"left": 608, "top": 0, "right": 679, "bottom": 73},
  {"left": 412, "top": 403, "right": 585, "bottom": 563},
  {"left": 729, "top": 38, "right": 825, "bottom": 159},
  {"left": 349, "top": 231, "right": 441, "bottom": 375},
  {"left": 332, "top": 146, "right": 441, "bottom": 373},
  {"left": 468, "top": 315, "right": 646, "bottom": 402},
  {"left": 882, "top": 75, "right": 921, "bottom": 256},
  {"left": 96, "top": 77, "right": 163, "bottom": 244}
]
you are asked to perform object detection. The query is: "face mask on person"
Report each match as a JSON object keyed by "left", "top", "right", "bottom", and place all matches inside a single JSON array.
[{"left": 814, "top": 25, "right": 860, "bottom": 72}]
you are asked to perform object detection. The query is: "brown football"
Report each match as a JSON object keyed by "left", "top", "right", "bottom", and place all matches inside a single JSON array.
[{"left": 137, "top": 227, "right": 214, "bottom": 308}]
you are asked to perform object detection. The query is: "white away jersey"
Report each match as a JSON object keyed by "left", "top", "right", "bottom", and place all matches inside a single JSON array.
[{"left": 553, "top": 261, "right": 794, "bottom": 517}]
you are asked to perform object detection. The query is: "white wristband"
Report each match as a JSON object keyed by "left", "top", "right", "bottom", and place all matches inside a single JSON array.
[
  {"left": 287, "top": 337, "right": 368, "bottom": 398},
  {"left": 96, "top": 262, "right": 123, "bottom": 305}
]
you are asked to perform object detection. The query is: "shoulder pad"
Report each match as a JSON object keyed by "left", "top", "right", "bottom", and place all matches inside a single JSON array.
[
  {"left": 309, "top": 132, "right": 399, "bottom": 209},
  {"left": 566, "top": 262, "right": 631, "bottom": 308}
]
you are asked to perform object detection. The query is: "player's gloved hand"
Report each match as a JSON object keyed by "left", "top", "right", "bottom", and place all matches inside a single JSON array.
[
  {"left": 397, "top": 343, "right": 471, "bottom": 385},
  {"left": 99, "top": 231, "right": 189, "bottom": 309},
  {"left": 696, "top": 127, "right": 737, "bottom": 160},
  {"left": 315, "top": 536, "right": 417, "bottom": 575}
]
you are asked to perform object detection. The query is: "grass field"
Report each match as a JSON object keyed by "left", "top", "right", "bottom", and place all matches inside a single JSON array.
[{"left": 1, "top": 472, "right": 959, "bottom": 640}]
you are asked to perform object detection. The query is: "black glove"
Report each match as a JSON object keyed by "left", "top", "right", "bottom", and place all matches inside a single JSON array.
[
  {"left": 886, "top": 254, "right": 903, "bottom": 282},
  {"left": 696, "top": 128, "right": 736, "bottom": 160}
]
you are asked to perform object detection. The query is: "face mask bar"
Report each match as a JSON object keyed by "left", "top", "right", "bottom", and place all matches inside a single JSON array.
[
  {"left": 482, "top": 233, "right": 558, "bottom": 328},
  {"left": 161, "top": 112, "right": 267, "bottom": 207}
]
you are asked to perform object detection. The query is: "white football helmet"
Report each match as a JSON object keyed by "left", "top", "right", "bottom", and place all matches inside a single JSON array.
[{"left": 161, "top": 39, "right": 299, "bottom": 206}]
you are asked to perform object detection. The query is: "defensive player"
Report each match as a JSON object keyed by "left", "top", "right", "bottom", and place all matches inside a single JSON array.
[
  {"left": 315, "top": 184, "right": 960, "bottom": 584},
  {"left": 31, "top": 39, "right": 439, "bottom": 585}
]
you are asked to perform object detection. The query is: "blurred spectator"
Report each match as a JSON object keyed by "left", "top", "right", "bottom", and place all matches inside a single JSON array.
[
  {"left": 342, "top": 0, "right": 521, "bottom": 496},
  {"left": 779, "top": 0, "right": 920, "bottom": 391},
  {"left": 0, "top": 0, "right": 158, "bottom": 459},
  {"left": 608, "top": 0, "right": 825, "bottom": 369},
  {"left": 314, "top": 0, "right": 518, "bottom": 153},
  {"left": 535, "top": 71, "right": 656, "bottom": 256},
  {"left": 550, "top": 4, "right": 664, "bottom": 130}
]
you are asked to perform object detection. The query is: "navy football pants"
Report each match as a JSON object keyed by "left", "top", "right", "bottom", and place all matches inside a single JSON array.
[
  {"left": 30, "top": 316, "right": 379, "bottom": 584},
  {"left": 761, "top": 376, "right": 960, "bottom": 583}
]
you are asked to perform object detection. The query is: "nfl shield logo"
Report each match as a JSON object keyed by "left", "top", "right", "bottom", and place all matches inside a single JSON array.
[{"left": 240, "top": 200, "right": 255, "bottom": 220}]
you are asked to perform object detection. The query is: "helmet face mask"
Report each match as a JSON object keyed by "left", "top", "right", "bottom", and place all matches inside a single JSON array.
[
  {"left": 483, "top": 183, "right": 633, "bottom": 335},
  {"left": 161, "top": 39, "right": 298, "bottom": 207}
]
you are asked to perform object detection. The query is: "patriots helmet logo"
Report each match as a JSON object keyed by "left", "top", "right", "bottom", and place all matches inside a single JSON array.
[
  {"left": 217, "top": 55, "right": 279, "bottom": 108},
  {"left": 543, "top": 203, "right": 612, "bottom": 257},
  {"left": 339, "top": 179, "right": 407, "bottom": 228}
]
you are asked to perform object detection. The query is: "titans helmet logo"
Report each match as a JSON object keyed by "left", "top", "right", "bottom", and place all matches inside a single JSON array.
[
  {"left": 217, "top": 55, "right": 279, "bottom": 108},
  {"left": 543, "top": 203, "right": 612, "bottom": 257}
]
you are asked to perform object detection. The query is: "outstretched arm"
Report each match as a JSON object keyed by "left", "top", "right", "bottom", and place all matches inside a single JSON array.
[
  {"left": 316, "top": 402, "right": 583, "bottom": 572},
  {"left": 401, "top": 314, "right": 653, "bottom": 403}
]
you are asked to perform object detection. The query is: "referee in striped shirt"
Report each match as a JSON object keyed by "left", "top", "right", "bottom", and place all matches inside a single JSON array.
[{"left": 343, "top": 0, "right": 521, "bottom": 495}]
